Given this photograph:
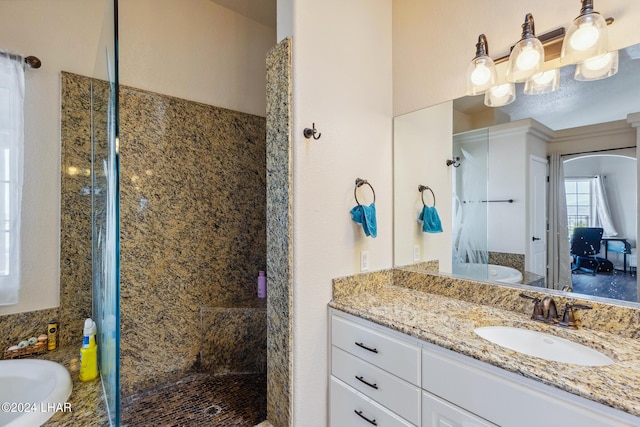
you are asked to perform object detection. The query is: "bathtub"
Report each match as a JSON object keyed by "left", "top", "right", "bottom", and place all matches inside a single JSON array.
[
  {"left": 0, "top": 359, "right": 72, "bottom": 427},
  {"left": 453, "top": 263, "right": 523, "bottom": 284}
]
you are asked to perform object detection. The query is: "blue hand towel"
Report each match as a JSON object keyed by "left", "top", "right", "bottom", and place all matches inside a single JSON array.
[
  {"left": 350, "top": 203, "right": 377, "bottom": 238},
  {"left": 418, "top": 205, "right": 443, "bottom": 233}
]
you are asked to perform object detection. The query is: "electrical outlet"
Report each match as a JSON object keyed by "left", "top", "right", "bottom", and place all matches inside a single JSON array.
[
  {"left": 360, "top": 251, "right": 370, "bottom": 271},
  {"left": 413, "top": 244, "right": 420, "bottom": 262}
]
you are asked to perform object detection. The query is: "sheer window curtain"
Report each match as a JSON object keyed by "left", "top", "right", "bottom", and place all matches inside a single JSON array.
[
  {"left": 0, "top": 51, "right": 25, "bottom": 305},
  {"left": 548, "top": 153, "right": 571, "bottom": 290},
  {"left": 593, "top": 175, "right": 618, "bottom": 237}
]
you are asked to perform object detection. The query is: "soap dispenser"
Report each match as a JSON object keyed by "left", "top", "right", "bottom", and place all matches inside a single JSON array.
[{"left": 79, "top": 318, "right": 99, "bottom": 381}]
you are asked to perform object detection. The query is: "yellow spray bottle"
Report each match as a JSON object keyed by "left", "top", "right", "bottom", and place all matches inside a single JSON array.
[{"left": 79, "top": 318, "right": 99, "bottom": 381}]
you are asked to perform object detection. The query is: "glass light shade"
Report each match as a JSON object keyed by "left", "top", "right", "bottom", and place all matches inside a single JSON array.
[
  {"left": 561, "top": 13, "right": 608, "bottom": 63},
  {"left": 574, "top": 50, "right": 618, "bottom": 81},
  {"left": 524, "top": 69, "right": 560, "bottom": 95},
  {"left": 505, "top": 38, "right": 545, "bottom": 83},
  {"left": 484, "top": 83, "right": 516, "bottom": 107},
  {"left": 467, "top": 56, "right": 497, "bottom": 95}
]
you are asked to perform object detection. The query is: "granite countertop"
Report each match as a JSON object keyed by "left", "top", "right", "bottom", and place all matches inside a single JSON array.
[
  {"left": 33, "top": 345, "right": 109, "bottom": 426},
  {"left": 329, "top": 284, "right": 640, "bottom": 418}
]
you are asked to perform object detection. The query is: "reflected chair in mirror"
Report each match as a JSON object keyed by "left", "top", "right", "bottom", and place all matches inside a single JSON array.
[{"left": 571, "top": 227, "right": 604, "bottom": 276}]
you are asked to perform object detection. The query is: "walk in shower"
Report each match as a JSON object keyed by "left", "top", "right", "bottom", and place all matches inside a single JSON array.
[{"left": 61, "top": 1, "right": 270, "bottom": 424}]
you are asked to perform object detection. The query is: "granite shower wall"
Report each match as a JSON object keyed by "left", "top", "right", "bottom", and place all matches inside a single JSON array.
[
  {"left": 2, "top": 74, "right": 267, "bottom": 384},
  {"left": 265, "top": 37, "right": 292, "bottom": 427},
  {"left": 118, "top": 82, "right": 267, "bottom": 395}
]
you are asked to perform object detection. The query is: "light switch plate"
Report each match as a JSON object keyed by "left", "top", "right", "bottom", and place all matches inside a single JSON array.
[{"left": 413, "top": 244, "right": 420, "bottom": 262}]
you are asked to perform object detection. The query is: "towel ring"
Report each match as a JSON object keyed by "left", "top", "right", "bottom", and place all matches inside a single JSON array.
[
  {"left": 355, "top": 178, "right": 376, "bottom": 206},
  {"left": 418, "top": 184, "right": 436, "bottom": 207}
]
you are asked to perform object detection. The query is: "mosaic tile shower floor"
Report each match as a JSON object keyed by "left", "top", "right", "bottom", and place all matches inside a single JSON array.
[{"left": 121, "top": 373, "right": 266, "bottom": 427}]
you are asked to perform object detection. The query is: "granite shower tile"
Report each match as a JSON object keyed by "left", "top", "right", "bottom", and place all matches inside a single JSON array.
[
  {"left": 118, "top": 81, "right": 266, "bottom": 395},
  {"left": 200, "top": 307, "right": 267, "bottom": 374},
  {"left": 59, "top": 72, "right": 94, "bottom": 347},
  {"left": 265, "top": 37, "right": 292, "bottom": 427}
]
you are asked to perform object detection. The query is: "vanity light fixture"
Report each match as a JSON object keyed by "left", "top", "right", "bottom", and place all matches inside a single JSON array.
[
  {"left": 561, "top": 0, "right": 608, "bottom": 64},
  {"left": 469, "top": 5, "right": 616, "bottom": 107},
  {"left": 524, "top": 69, "right": 560, "bottom": 95},
  {"left": 505, "top": 14, "right": 545, "bottom": 83},
  {"left": 484, "top": 83, "right": 516, "bottom": 107},
  {"left": 466, "top": 34, "right": 497, "bottom": 95},
  {"left": 574, "top": 49, "right": 618, "bottom": 81}
]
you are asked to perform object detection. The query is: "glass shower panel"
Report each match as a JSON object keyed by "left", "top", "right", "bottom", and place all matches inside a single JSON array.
[
  {"left": 91, "top": 0, "right": 119, "bottom": 425},
  {"left": 452, "top": 128, "right": 489, "bottom": 281}
]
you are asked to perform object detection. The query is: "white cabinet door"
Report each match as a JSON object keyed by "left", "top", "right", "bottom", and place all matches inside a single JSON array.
[
  {"left": 330, "top": 377, "right": 415, "bottom": 427},
  {"left": 422, "top": 391, "right": 496, "bottom": 427},
  {"left": 422, "top": 346, "right": 639, "bottom": 427}
]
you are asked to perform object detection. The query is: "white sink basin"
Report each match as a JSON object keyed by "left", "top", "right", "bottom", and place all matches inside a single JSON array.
[
  {"left": 0, "top": 359, "right": 73, "bottom": 427},
  {"left": 474, "top": 326, "right": 614, "bottom": 366}
]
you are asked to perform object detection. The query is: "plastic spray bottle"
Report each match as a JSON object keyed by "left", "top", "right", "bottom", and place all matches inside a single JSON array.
[{"left": 79, "top": 318, "right": 99, "bottom": 381}]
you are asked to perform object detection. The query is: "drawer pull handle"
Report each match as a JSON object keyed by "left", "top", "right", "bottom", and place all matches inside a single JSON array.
[
  {"left": 355, "top": 375, "right": 378, "bottom": 389},
  {"left": 354, "top": 410, "right": 378, "bottom": 426},
  {"left": 355, "top": 342, "right": 378, "bottom": 353}
]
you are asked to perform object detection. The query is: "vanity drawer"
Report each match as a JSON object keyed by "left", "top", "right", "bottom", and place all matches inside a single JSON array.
[
  {"left": 331, "top": 314, "right": 420, "bottom": 385},
  {"left": 330, "top": 377, "right": 415, "bottom": 427},
  {"left": 332, "top": 346, "right": 420, "bottom": 425},
  {"left": 422, "top": 390, "right": 496, "bottom": 427}
]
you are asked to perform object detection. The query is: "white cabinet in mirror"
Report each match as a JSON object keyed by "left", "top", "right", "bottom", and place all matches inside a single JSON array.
[{"left": 393, "top": 42, "right": 640, "bottom": 307}]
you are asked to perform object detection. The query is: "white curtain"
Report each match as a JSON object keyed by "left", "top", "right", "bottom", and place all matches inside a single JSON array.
[
  {"left": 593, "top": 175, "right": 618, "bottom": 237},
  {"left": 0, "top": 51, "right": 25, "bottom": 305},
  {"left": 547, "top": 154, "right": 571, "bottom": 290}
]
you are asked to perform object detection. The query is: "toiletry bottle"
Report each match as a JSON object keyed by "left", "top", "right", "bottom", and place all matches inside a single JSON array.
[
  {"left": 257, "top": 270, "right": 267, "bottom": 298},
  {"left": 47, "top": 321, "right": 58, "bottom": 350},
  {"left": 79, "top": 318, "right": 99, "bottom": 381}
]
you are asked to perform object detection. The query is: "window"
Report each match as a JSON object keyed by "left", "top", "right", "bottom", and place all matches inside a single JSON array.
[
  {"left": 565, "top": 178, "right": 594, "bottom": 236},
  {"left": 0, "top": 52, "right": 24, "bottom": 306}
]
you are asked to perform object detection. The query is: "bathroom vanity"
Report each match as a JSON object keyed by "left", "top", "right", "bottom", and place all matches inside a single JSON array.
[{"left": 328, "top": 270, "right": 640, "bottom": 426}]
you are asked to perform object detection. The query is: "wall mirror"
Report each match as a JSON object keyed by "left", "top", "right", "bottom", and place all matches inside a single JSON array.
[{"left": 394, "top": 42, "right": 640, "bottom": 306}]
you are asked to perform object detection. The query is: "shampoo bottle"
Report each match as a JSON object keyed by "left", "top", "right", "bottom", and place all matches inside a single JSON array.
[
  {"left": 257, "top": 270, "right": 267, "bottom": 298},
  {"left": 79, "top": 318, "right": 99, "bottom": 381}
]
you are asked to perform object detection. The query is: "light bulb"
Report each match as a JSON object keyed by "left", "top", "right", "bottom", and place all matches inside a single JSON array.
[
  {"left": 531, "top": 70, "right": 556, "bottom": 85},
  {"left": 470, "top": 64, "right": 492, "bottom": 86},
  {"left": 491, "top": 84, "right": 511, "bottom": 98},
  {"left": 570, "top": 23, "right": 600, "bottom": 51},
  {"left": 516, "top": 47, "right": 541, "bottom": 71},
  {"left": 583, "top": 52, "right": 613, "bottom": 71}
]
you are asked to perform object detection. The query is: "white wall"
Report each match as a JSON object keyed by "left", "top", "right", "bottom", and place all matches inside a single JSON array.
[
  {"left": 394, "top": 102, "right": 453, "bottom": 270},
  {"left": 487, "top": 126, "right": 528, "bottom": 255},
  {"left": 0, "top": 0, "right": 106, "bottom": 316},
  {"left": 279, "top": 0, "right": 393, "bottom": 425},
  {"left": 119, "top": 0, "right": 276, "bottom": 117},
  {"left": 393, "top": 0, "right": 640, "bottom": 116}
]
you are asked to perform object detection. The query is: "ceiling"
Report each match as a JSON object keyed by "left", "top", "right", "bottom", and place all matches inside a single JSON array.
[
  {"left": 454, "top": 44, "right": 640, "bottom": 131},
  {"left": 210, "top": 0, "right": 276, "bottom": 29}
]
